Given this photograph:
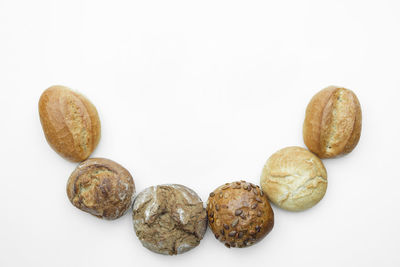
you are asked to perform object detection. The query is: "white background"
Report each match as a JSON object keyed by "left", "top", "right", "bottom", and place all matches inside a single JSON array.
[{"left": 0, "top": 0, "right": 399, "bottom": 266}]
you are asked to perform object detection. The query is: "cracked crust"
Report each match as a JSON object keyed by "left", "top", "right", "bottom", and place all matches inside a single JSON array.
[
  {"left": 207, "top": 181, "right": 274, "bottom": 248},
  {"left": 260, "top": 146, "right": 327, "bottom": 211},
  {"left": 39, "top": 85, "right": 101, "bottom": 162},
  {"left": 303, "top": 86, "right": 362, "bottom": 158},
  {"left": 132, "top": 184, "right": 207, "bottom": 255},
  {"left": 67, "top": 158, "right": 135, "bottom": 220}
]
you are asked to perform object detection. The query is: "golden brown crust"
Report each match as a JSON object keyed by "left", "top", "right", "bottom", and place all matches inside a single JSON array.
[
  {"left": 206, "top": 181, "right": 274, "bottom": 248},
  {"left": 38, "top": 85, "right": 101, "bottom": 162},
  {"left": 303, "top": 86, "right": 362, "bottom": 158},
  {"left": 67, "top": 158, "right": 135, "bottom": 220},
  {"left": 260, "top": 146, "right": 327, "bottom": 211}
]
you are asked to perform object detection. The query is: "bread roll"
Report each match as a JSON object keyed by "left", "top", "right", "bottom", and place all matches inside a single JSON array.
[
  {"left": 303, "top": 86, "right": 362, "bottom": 158},
  {"left": 260, "top": 146, "right": 327, "bottom": 211},
  {"left": 207, "top": 181, "right": 274, "bottom": 248},
  {"left": 39, "top": 85, "right": 101, "bottom": 162},
  {"left": 132, "top": 184, "right": 207, "bottom": 255},
  {"left": 67, "top": 158, "right": 135, "bottom": 219}
]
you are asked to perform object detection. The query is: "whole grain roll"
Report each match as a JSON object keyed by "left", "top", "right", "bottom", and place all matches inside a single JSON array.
[
  {"left": 39, "top": 85, "right": 101, "bottom": 162},
  {"left": 132, "top": 184, "right": 207, "bottom": 255},
  {"left": 303, "top": 86, "right": 362, "bottom": 158},
  {"left": 67, "top": 158, "right": 135, "bottom": 220},
  {"left": 260, "top": 146, "right": 327, "bottom": 211},
  {"left": 207, "top": 181, "right": 274, "bottom": 248}
]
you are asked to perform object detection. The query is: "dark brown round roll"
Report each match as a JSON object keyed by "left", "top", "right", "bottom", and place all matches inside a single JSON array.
[
  {"left": 207, "top": 180, "right": 274, "bottom": 248},
  {"left": 67, "top": 158, "right": 135, "bottom": 220}
]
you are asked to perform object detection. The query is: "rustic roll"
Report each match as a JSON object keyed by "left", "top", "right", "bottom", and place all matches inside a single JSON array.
[
  {"left": 303, "top": 86, "right": 362, "bottom": 158},
  {"left": 67, "top": 158, "right": 135, "bottom": 220},
  {"left": 39, "top": 85, "right": 101, "bottom": 162},
  {"left": 207, "top": 181, "right": 274, "bottom": 248},
  {"left": 260, "top": 146, "right": 327, "bottom": 211},
  {"left": 132, "top": 184, "right": 207, "bottom": 255}
]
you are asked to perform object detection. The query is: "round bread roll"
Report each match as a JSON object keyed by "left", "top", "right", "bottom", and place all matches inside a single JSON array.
[
  {"left": 260, "top": 146, "right": 327, "bottom": 211},
  {"left": 303, "top": 86, "right": 362, "bottom": 158},
  {"left": 207, "top": 181, "right": 274, "bottom": 248},
  {"left": 67, "top": 158, "right": 135, "bottom": 220},
  {"left": 39, "top": 85, "right": 101, "bottom": 162},
  {"left": 132, "top": 184, "right": 207, "bottom": 255}
]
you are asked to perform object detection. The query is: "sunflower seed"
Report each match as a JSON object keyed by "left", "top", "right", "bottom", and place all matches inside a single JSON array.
[
  {"left": 231, "top": 218, "right": 239, "bottom": 228},
  {"left": 235, "top": 209, "right": 242, "bottom": 216}
]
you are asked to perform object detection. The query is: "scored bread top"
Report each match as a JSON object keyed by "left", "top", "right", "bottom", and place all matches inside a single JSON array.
[
  {"left": 39, "top": 85, "right": 101, "bottom": 162},
  {"left": 303, "top": 86, "right": 361, "bottom": 158}
]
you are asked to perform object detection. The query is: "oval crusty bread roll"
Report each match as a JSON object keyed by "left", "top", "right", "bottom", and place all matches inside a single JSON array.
[
  {"left": 303, "top": 86, "right": 362, "bottom": 158},
  {"left": 67, "top": 158, "right": 135, "bottom": 220},
  {"left": 260, "top": 146, "right": 327, "bottom": 211},
  {"left": 207, "top": 181, "right": 274, "bottom": 248},
  {"left": 38, "top": 85, "right": 101, "bottom": 162}
]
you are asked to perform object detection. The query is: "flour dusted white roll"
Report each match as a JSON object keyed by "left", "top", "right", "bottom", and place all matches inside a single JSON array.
[
  {"left": 132, "top": 184, "right": 207, "bottom": 255},
  {"left": 260, "top": 146, "right": 327, "bottom": 211}
]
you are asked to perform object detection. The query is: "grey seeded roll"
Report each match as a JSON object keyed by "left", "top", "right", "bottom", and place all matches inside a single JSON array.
[{"left": 132, "top": 184, "right": 207, "bottom": 255}]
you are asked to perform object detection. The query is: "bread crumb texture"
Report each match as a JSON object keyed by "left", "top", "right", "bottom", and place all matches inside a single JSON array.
[
  {"left": 260, "top": 146, "right": 327, "bottom": 211},
  {"left": 132, "top": 184, "right": 207, "bottom": 255},
  {"left": 38, "top": 85, "right": 101, "bottom": 162},
  {"left": 207, "top": 181, "right": 274, "bottom": 248},
  {"left": 67, "top": 158, "right": 135, "bottom": 220}
]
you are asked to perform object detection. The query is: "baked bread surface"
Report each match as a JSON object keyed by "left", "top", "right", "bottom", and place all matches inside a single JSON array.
[
  {"left": 260, "top": 146, "right": 327, "bottom": 211},
  {"left": 132, "top": 184, "right": 207, "bottom": 255},
  {"left": 207, "top": 181, "right": 274, "bottom": 248},
  {"left": 67, "top": 158, "right": 135, "bottom": 220},
  {"left": 303, "top": 86, "right": 361, "bottom": 158},
  {"left": 39, "top": 85, "right": 101, "bottom": 162}
]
